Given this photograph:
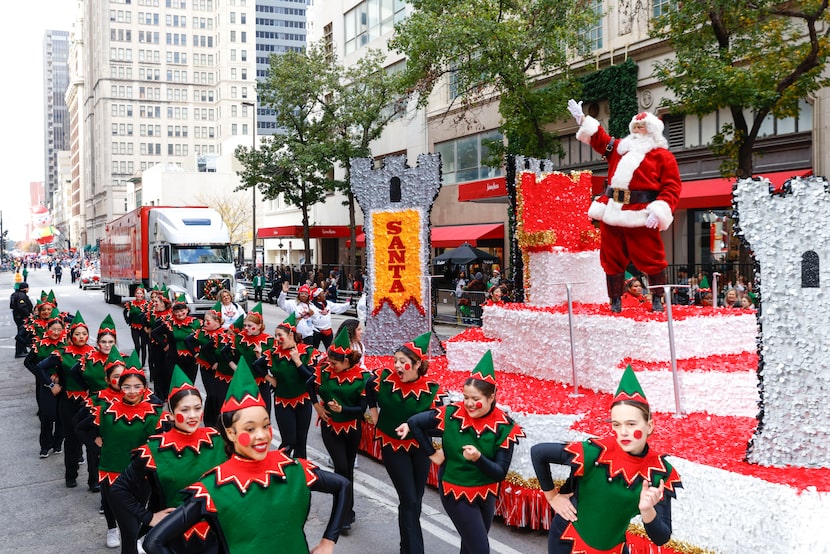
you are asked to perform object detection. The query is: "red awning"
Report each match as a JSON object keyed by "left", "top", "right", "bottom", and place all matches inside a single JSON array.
[
  {"left": 349, "top": 224, "right": 504, "bottom": 249},
  {"left": 257, "top": 225, "right": 362, "bottom": 239},
  {"left": 677, "top": 170, "right": 812, "bottom": 210}
]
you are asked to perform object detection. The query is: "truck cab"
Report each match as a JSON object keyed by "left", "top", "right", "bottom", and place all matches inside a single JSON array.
[{"left": 149, "top": 208, "right": 247, "bottom": 316}]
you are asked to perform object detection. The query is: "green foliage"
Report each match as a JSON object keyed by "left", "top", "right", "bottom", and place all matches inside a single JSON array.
[
  {"left": 579, "top": 59, "right": 639, "bottom": 138},
  {"left": 652, "top": 0, "right": 830, "bottom": 176},
  {"left": 391, "top": 0, "right": 598, "bottom": 159}
]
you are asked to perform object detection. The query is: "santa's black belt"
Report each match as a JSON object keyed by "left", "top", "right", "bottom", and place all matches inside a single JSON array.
[{"left": 605, "top": 188, "right": 659, "bottom": 205}]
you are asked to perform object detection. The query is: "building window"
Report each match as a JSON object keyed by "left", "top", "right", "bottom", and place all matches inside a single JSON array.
[
  {"left": 663, "top": 113, "right": 685, "bottom": 150},
  {"left": 434, "top": 130, "right": 504, "bottom": 186},
  {"left": 579, "top": 0, "right": 603, "bottom": 50},
  {"left": 653, "top": 0, "right": 673, "bottom": 18},
  {"left": 344, "top": 0, "right": 407, "bottom": 55}
]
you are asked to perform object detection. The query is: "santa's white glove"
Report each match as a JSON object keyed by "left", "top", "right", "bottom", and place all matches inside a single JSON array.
[
  {"left": 645, "top": 213, "right": 660, "bottom": 229},
  {"left": 567, "top": 99, "right": 584, "bottom": 125}
]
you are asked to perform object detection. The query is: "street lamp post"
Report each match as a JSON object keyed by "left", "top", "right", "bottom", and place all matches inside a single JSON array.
[{"left": 242, "top": 100, "right": 257, "bottom": 268}]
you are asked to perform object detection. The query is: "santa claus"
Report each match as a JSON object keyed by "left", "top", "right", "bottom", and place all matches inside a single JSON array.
[{"left": 568, "top": 100, "right": 681, "bottom": 312}]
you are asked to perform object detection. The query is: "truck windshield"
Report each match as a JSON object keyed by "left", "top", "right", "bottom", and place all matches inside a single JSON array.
[{"left": 171, "top": 245, "right": 232, "bottom": 265}]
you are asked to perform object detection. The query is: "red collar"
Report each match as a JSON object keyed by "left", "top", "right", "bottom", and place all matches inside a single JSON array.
[
  {"left": 36, "top": 335, "right": 64, "bottom": 348},
  {"left": 87, "top": 350, "right": 108, "bottom": 364},
  {"left": 381, "top": 368, "right": 439, "bottom": 400},
  {"left": 96, "top": 388, "right": 123, "bottom": 404},
  {"left": 440, "top": 402, "right": 513, "bottom": 436},
  {"left": 170, "top": 315, "right": 197, "bottom": 328},
  {"left": 321, "top": 363, "right": 364, "bottom": 384},
  {"left": 272, "top": 342, "right": 313, "bottom": 361},
  {"left": 567, "top": 435, "right": 680, "bottom": 491},
  {"left": 101, "top": 399, "right": 158, "bottom": 423},
  {"left": 65, "top": 344, "right": 94, "bottom": 357},
  {"left": 240, "top": 333, "right": 270, "bottom": 347},
  {"left": 154, "top": 427, "right": 220, "bottom": 455},
  {"left": 209, "top": 450, "right": 301, "bottom": 494}
]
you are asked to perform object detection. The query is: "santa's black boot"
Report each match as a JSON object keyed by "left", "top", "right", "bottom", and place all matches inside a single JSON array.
[
  {"left": 606, "top": 273, "right": 625, "bottom": 313},
  {"left": 648, "top": 269, "right": 667, "bottom": 312}
]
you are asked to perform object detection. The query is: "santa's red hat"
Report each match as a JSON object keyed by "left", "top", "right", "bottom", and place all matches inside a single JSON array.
[{"left": 629, "top": 112, "right": 664, "bottom": 137}]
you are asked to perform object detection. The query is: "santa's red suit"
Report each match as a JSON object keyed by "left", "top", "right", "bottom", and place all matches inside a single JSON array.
[{"left": 576, "top": 112, "right": 681, "bottom": 311}]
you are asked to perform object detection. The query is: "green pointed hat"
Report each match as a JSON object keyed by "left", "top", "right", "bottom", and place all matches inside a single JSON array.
[
  {"left": 69, "top": 311, "right": 88, "bottom": 332},
  {"left": 231, "top": 313, "right": 245, "bottom": 333},
  {"left": 328, "top": 325, "right": 353, "bottom": 357},
  {"left": 169, "top": 364, "right": 198, "bottom": 398},
  {"left": 402, "top": 332, "right": 431, "bottom": 360},
  {"left": 277, "top": 312, "right": 297, "bottom": 332},
  {"left": 210, "top": 301, "right": 222, "bottom": 315},
  {"left": 251, "top": 302, "right": 263, "bottom": 315},
  {"left": 470, "top": 350, "right": 496, "bottom": 385},
  {"left": 124, "top": 350, "right": 142, "bottom": 371},
  {"left": 175, "top": 293, "right": 187, "bottom": 304},
  {"left": 120, "top": 350, "right": 146, "bottom": 379},
  {"left": 36, "top": 290, "right": 48, "bottom": 308},
  {"left": 98, "top": 314, "right": 117, "bottom": 337},
  {"left": 47, "top": 306, "right": 63, "bottom": 322},
  {"left": 104, "top": 348, "right": 126, "bottom": 371},
  {"left": 699, "top": 275, "right": 710, "bottom": 289},
  {"left": 612, "top": 364, "right": 648, "bottom": 406},
  {"left": 47, "top": 290, "right": 57, "bottom": 306},
  {"left": 221, "top": 357, "right": 265, "bottom": 413}
]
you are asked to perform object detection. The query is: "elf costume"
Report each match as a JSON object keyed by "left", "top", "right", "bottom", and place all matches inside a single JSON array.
[
  {"left": 406, "top": 350, "right": 524, "bottom": 553},
  {"left": 142, "top": 359, "right": 350, "bottom": 554},
  {"left": 25, "top": 306, "right": 65, "bottom": 457},
  {"left": 190, "top": 302, "right": 234, "bottom": 429},
  {"left": 366, "top": 332, "right": 445, "bottom": 554},
  {"left": 76, "top": 361, "right": 163, "bottom": 549},
  {"left": 123, "top": 286, "right": 149, "bottom": 367},
  {"left": 36, "top": 311, "right": 97, "bottom": 488},
  {"left": 156, "top": 293, "right": 202, "bottom": 384},
  {"left": 261, "top": 313, "right": 320, "bottom": 458},
  {"left": 81, "top": 314, "right": 123, "bottom": 394},
  {"left": 111, "top": 366, "right": 227, "bottom": 553},
  {"left": 224, "top": 302, "right": 274, "bottom": 416},
  {"left": 308, "top": 326, "right": 369, "bottom": 526},
  {"left": 531, "top": 365, "right": 682, "bottom": 554}
]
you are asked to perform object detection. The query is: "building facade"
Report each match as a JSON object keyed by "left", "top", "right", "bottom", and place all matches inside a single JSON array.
[{"left": 43, "top": 30, "right": 71, "bottom": 212}]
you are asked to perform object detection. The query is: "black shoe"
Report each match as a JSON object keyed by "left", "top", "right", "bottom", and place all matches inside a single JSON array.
[
  {"left": 39, "top": 449, "right": 50, "bottom": 459},
  {"left": 88, "top": 483, "right": 100, "bottom": 493},
  {"left": 78, "top": 456, "right": 85, "bottom": 465},
  {"left": 15, "top": 354, "right": 26, "bottom": 359},
  {"left": 610, "top": 297, "right": 622, "bottom": 313},
  {"left": 66, "top": 478, "right": 78, "bottom": 488},
  {"left": 52, "top": 446, "right": 62, "bottom": 455}
]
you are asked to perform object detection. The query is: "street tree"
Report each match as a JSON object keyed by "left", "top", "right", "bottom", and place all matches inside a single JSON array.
[
  {"left": 389, "top": 0, "right": 598, "bottom": 159},
  {"left": 235, "top": 44, "right": 335, "bottom": 268},
  {"left": 653, "top": 1, "right": 830, "bottom": 177},
  {"left": 194, "top": 191, "right": 251, "bottom": 245},
  {"left": 320, "top": 47, "right": 410, "bottom": 272}
]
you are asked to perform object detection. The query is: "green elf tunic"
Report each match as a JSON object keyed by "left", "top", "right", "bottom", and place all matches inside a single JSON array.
[
  {"left": 52, "top": 344, "right": 97, "bottom": 402},
  {"left": 124, "top": 427, "right": 227, "bottom": 542},
  {"left": 560, "top": 435, "right": 682, "bottom": 553},
  {"left": 372, "top": 368, "right": 443, "bottom": 450},
  {"left": 165, "top": 314, "right": 202, "bottom": 358},
  {"left": 231, "top": 332, "right": 274, "bottom": 386},
  {"left": 436, "top": 402, "right": 524, "bottom": 502},
  {"left": 81, "top": 349, "right": 126, "bottom": 394},
  {"left": 266, "top": 343, "right": 320, "bottom": 407},
  {"left": 92, "top": 396, "right": 163, "bottom": 484},
  {"left": 314, "top": 362, "right": 369, "bottom": 434},
  {"left": 181, "top": 451, "right": 320, "bottom": 553},
  {"left": 124, "top": 298, "right": 148, "bottom": 330},
  {"left": 193, "top": 327, "right": 234, "bottom": 383}
]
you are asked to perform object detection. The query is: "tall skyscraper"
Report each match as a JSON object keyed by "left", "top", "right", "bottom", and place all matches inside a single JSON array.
[
  {"left": 79, "top": 0, "right": 256, "bottom": 243},
  {"left": 43, "top": 30, "right": 71, "bottom": 211},
  {"left": 253, "top": 0, "right": 307, "bottom": 135}
]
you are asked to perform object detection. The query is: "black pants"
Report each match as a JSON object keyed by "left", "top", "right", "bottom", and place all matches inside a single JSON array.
[
  {"left": 439, "top": 484, "right": 496, "bottom": 554},
  {"left": 273, "top": 400, "right": 312, "bottom": 459},
  {"left": 382, "top": 445, "right": 430, "bottom": 554},
  {"left": 107, "top": 479, "right": 144, "bottom": 554},
  {"left": 313, "top": 329, "right": 334, "bottom": 352},
  {"left": 130, "top": 327, "right": 148, "bottom": 367},
  {"left": 36, "top": 384, "right": 63, "bottom": 452},
  {"left": 320, "top": 423, "right": 361, "bottom": 521},
  {"left": 200, "top": 367, "right": 226, "bottom": 430},
  {"left": 58, "top": 395, "right": 85, "bottom": 483},
  {"left": 174, "top": 354, "right": 198, "bottom": 384},
  {"left": 13, "top": 316, "right": 27, "bottom": 356},
  {"left": 100, "top": 480, "right": 117, "bottom": 530},
  {"left": 254, "top": 287, "right": 263, "bottom": 301},
  {"left": 148, "top": 343, "right": 165, "bottom": 388}
]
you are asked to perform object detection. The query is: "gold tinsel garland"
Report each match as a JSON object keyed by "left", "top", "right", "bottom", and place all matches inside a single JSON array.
[{"left": 626, "top": 525, "right": 718, "bottom": 554}]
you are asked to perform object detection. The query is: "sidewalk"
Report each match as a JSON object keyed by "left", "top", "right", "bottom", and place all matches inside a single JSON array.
[{"left": 0, "top": 270, "right": 110, "bottom": 552}]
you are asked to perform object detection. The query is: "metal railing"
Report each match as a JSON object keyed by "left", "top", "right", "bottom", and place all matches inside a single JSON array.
[{"left": 240, "top": 280, "right": 361, "bottom": 316}]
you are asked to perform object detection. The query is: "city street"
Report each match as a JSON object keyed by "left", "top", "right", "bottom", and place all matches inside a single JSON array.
[{"left": 0, "top": 268, "right": 547, "bottom": 553}]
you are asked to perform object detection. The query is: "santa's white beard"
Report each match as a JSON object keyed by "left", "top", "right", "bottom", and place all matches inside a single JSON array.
[{"left": 611, "top": 133, "right": 666, "bottom": 189}]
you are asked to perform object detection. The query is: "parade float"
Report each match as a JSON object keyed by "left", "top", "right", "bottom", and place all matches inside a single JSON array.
[{"left": 353, "top": 154, "right": 830, "bottom": 553}]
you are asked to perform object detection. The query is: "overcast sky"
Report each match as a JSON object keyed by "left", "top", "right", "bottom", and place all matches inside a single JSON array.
[{"left": 0, "top": 2, "right": 77, "bottom": 241}]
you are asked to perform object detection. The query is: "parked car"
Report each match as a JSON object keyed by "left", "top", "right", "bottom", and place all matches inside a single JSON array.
[{"left": 79, "top": 267, "right": 102, "bottom": 290}]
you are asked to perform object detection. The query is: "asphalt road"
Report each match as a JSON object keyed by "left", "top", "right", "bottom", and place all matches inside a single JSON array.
[{"left": 0, "top": 268, "right": 548, "bottom": 553}]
